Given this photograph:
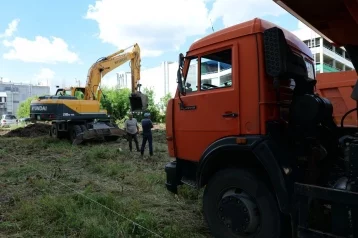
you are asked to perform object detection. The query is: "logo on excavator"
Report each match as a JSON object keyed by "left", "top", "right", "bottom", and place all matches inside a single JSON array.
[{"left": 31, "top": 105, "right": 47, "bottom": 111}]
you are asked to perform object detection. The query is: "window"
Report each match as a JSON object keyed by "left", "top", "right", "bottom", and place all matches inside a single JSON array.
[
  {"left": 200, "top": 49, "right": 232, "bottom": 90},
  {"left": 184, "top": 57, "right": 199, "bottom": 93}
]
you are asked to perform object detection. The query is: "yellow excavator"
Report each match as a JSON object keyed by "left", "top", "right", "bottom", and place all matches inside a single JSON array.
[{"left": 30, "top": 43, "right": 148, "bottom": 144}]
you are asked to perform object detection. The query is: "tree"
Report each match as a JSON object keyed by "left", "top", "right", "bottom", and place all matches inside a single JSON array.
[
  {"left": 99, "top": 87, "right": 163, "bottom": 123},
  {"left": 141, "top": 87, "right": 161, "bottom": 122},
  {"left": 17, "top": 96, "right": 39, "bottom": 118},
  {"left": 100, "top": 87, "right": 131, "bottom": 120},
  {"left": 159, "top": 93, "right": 172, "bottom": 114}
]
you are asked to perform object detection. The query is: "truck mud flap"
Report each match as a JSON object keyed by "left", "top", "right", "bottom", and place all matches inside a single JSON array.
[{"left": 73, "top": 128, "right": 126, "bottom": 145}]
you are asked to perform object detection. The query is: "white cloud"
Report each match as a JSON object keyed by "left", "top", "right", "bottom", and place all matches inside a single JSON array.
[
  {"left": 34, "top": 68, "right": 55, "bottom": 85},
  {"left": 0, "top": 77, "right": 11, "bottom": 83},
  {"left": 298, "top": 21, "right": 307, "bottom": 29},
  {"left": 0, "top": 19, "right": 20, "bottom": 38},
  {"left": 209, "top": 0, "right": 286, "bottom": 27},
  {"left": 34, "top": 68, "right": 55, "bottom": 80},
  {"left": 3, "top": 36, "right": 80, "bottom": 64},
  {"left": 292, "top": 20, "right": 320, "bottom": 41},
  {"left": 85, "top": 0, "right": 211, "bottom": 57},
  {"left": 100, "top": 72, "right": 118, "bottom": 88}
]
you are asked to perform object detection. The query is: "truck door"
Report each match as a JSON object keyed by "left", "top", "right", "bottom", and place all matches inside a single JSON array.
[{"left": 174, "top": 46, "right": 240, "bottom": 162}]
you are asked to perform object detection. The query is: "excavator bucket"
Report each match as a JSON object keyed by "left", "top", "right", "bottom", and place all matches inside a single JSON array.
[{"left": 129, "top": 92, "right": 149, "bottom": 112}]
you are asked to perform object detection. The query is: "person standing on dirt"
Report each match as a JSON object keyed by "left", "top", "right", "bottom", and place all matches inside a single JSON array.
[
  {"left": 124, "top": 113, "right": 140, "bottom": 152},
  {"left": 140, "top": 112, "right": 154, "bottom": 156}
]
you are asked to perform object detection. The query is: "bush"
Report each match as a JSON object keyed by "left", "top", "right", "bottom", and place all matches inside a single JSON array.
[
  {"left": 17, "top": 96, "right": 39, "bottom": 118},
  {"left": 100, "top": 87, "right": 172, "bottom": 123}
]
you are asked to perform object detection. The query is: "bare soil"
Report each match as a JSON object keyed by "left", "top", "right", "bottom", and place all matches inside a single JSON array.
[{"left": 2, "top": 123, "right": 51, "bottom": 138}]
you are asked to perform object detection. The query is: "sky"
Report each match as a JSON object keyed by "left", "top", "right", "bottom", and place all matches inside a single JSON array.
[{"left": 0, "top": 0, "right": 306, "bottom": 94}]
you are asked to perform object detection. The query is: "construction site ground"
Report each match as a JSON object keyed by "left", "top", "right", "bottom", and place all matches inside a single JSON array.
[{"left": 0, "top": 123, "right": 210, "bottom": 238}]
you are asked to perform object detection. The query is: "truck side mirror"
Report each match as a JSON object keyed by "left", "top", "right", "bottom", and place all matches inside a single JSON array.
[
  {"left": 351, "top": 80, "right": 358, "bottom": 101},
  {"left": 263, "top": 27, "right": 308, "bottom": 80},
  {"left": 177, "top": 53, "right": 185, "bottom": 95}
]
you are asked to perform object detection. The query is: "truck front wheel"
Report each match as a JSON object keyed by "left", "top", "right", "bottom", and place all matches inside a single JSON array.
[{"left": 203, "top": 168, "right": 282, "bottom": 238}]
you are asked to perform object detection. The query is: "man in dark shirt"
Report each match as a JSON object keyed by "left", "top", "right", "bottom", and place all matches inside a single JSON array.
[{"left": 140, "top": 112, "right": 153, "bottom": 156}]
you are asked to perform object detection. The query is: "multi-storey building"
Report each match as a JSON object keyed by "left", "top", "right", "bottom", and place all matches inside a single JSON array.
[
  {"left": 292, "top": 28, "right": 354, "bottom": 74},
  {"left": 0, "top": 82, "right": 50, "bottom": 116}
]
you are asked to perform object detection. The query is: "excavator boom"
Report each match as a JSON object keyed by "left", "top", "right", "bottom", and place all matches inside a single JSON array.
[{"left": 85, "top": 43, "right": 148, "bottom": 111}]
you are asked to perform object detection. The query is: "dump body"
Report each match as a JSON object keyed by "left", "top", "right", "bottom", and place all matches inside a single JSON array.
[{"left": 316, "top": 71, "right": 358, "bottom": 127}]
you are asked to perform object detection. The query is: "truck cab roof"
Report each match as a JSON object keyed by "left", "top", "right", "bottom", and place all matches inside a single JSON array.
[{"left": 189, "top": 18, "right": 313, "bottom": 59}]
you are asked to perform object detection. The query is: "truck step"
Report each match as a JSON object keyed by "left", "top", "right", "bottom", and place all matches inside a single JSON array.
[{"left": 181, "top": 177, "right": 197, "bottom": 188}]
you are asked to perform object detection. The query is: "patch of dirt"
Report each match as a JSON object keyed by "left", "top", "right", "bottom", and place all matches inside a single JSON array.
[
  {"left": 0, "top": 130, "right": 8, "bottom": 136},
  {"left": 3, "top": 123, "right": 51, "bottom": 138}
]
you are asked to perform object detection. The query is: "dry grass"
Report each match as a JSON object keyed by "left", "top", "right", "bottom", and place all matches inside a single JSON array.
[{"left": 0, "top": 126, "right": 210, "bottom": 238}]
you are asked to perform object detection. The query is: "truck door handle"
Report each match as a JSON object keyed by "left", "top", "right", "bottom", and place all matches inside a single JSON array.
[{"left": 222, "top": 112, "right": 238, "bottom": 118}]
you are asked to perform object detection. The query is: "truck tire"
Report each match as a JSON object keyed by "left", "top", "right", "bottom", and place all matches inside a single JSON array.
[{"left": 203, "top": 168, "right": 281, "bottom": 238}]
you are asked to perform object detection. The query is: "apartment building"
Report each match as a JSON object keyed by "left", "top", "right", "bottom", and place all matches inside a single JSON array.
[
  {"left": 293, "top": 28, "right": 354, "bottom": 74},
  {"left": 0, "top": 82, "right": 50, "bottom": 116}
]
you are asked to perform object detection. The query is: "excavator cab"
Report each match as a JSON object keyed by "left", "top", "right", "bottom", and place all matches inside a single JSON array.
[{"left": 129, "top": 91, "right": 149, "bottom": 112}]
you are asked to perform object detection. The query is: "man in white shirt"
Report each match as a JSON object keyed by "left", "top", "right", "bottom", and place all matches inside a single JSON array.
[{"left": 124, "top": 113, "right": 140, "bottom": 152}]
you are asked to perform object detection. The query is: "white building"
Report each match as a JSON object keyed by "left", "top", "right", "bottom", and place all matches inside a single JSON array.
[
  {"left": 0, "top": 82, "right": 50, "bottom": 116},
  {"left": 116, "top": 61, "right": 178, "bottom": 103},
  {"left": 292, "top": 27, "right": 354, "bottom": 73}
]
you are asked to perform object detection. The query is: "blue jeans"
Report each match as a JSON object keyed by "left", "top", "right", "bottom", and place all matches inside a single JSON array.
[{"left": 141, "top": 133, "right": 153, "bottom": 156}]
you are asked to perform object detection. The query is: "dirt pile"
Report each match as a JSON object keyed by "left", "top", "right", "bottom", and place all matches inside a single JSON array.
[{"left": 3, "top": 123, "right": 51, "bottom": 138}]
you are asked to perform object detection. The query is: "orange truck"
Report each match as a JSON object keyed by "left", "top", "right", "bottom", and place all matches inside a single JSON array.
[{"left": 164, "top": 0, "right": 358, "bottom": 237}]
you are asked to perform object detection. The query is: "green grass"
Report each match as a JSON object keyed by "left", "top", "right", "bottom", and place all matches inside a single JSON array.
[{"left": 0, "top": 126, "right": 210, "bottom": 238}]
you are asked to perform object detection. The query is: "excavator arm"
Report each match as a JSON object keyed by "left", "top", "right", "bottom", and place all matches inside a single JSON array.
[
  {"left": 84, "top": 44, "right": 144, "bottom": 103},
  {"left": 84, "top": 43, "right": 147, "bottom": 111}
]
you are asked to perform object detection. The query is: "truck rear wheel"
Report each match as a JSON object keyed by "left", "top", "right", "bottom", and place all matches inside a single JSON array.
[{"left": 203, "top": 168, "right": 281, "bottom": 238}]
